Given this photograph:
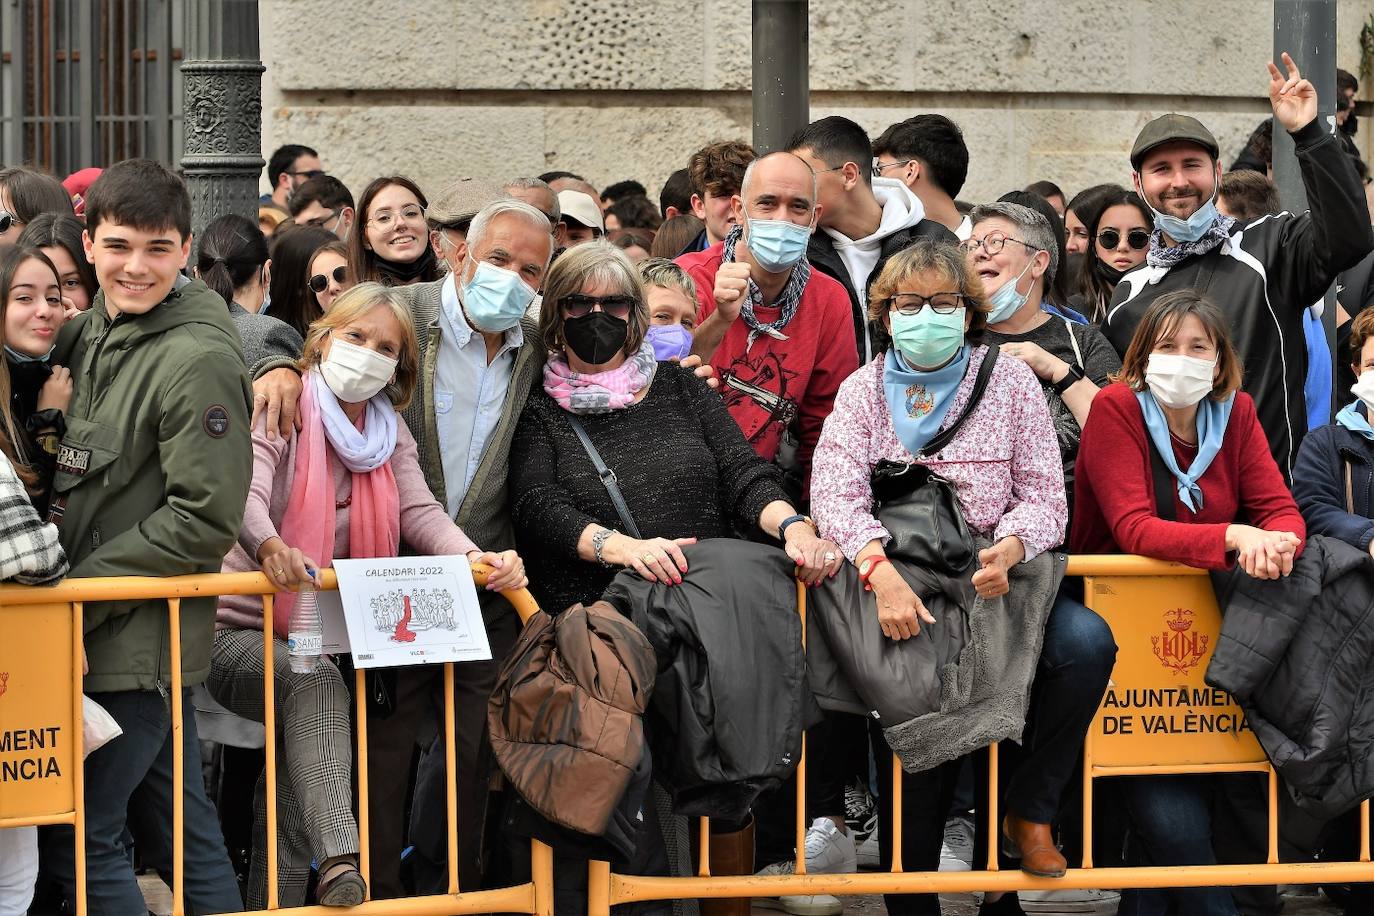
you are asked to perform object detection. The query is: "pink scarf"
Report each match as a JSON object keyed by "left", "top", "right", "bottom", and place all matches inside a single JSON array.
[
  {"left": 272, "top": 374, "right": 401, "bottom": 638},
  {"left": 542, "top": 340, "right": 658, "bottom": 414}
]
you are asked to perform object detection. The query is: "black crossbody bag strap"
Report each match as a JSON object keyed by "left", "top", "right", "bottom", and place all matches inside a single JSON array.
[
  {"left": 565, "top": 414, "right": 643, "bottom": 539},
  {"left": 1148, "top": 439, "right": 1178, "bottom": 522},
  {"left": 918, "top": 346, "right": 1000, "bottom": 458}
]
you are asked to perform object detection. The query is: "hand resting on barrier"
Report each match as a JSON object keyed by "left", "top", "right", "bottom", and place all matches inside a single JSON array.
[{"left": 1225, "top": 525, "right": 1300, "bottom": 580}]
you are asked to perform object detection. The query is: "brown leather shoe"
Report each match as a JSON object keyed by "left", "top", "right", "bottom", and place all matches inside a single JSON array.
[{"left": 1001, "top": 814, "right": 1066, "bottom": 878}]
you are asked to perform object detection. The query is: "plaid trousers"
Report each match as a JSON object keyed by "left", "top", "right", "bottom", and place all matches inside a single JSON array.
[{"left": 208, "top": 628, "right": 358, "bottom": 908}]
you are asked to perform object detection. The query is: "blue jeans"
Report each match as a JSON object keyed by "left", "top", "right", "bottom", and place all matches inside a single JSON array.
[
  {"left": 1118, "top": 775, "right": 1239, "bottom": 916},
  {"left": 44, "top": 689, "right": 243, "bottom": 915}
]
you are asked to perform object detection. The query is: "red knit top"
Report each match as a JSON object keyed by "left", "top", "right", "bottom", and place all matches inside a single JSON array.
[{"left": 1070, "top": 382, "right": 1305, "bottom": 568}]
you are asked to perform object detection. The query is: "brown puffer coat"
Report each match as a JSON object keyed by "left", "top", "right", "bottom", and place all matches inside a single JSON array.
[{"left": 487, "top": 600, "right": 657, "bottom": 837}]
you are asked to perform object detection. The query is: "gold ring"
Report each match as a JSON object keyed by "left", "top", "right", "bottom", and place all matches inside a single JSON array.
[
  {"left": 275, "top": 568, "right": 284, "bottom": 577},
  {"left": 642, "top": 554, "right": 655, "bottom": 564}
]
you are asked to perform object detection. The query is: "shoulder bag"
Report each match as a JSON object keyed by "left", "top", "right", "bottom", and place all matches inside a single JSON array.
[
  {"left": 870, "top": 347, "right": 998, "bottom": 575},
  {"left": 565, "top": 414, "right": 643, "bottom": 539}
]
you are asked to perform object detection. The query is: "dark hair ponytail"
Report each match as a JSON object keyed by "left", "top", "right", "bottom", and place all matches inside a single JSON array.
[{"left": 196, "top": 213, "right": 269, "bottom": 308}]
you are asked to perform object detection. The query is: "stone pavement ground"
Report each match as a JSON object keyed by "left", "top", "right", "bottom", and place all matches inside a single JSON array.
[{"left": 139, "top": 874, "right": 1344, "bottom": 915}]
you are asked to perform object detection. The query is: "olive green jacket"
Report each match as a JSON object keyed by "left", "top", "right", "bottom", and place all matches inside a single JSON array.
[{"left": 52, "top": 278, "right": 253, "bottom": 694}]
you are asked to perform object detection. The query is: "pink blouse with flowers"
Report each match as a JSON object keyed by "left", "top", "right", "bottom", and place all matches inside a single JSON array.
[{"left": 810, "top": 346, "right": 1067, "bottom": 562}]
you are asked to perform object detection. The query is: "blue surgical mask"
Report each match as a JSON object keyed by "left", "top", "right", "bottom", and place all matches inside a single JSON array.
[
  {"left": 744, "top": 212, "right": 812, "bottom": 273},
  {"left": 461, "top": 259, "right": 536, "bottom": 332},
  {"left": 889, "top": 307, "right": 966, "bottom": 369},
  {"left": 5, "top": 345, "right": 50, "bottom": 365},
  {"left": 985, "top": 259, "right": 1035, "bottom": 324},
  {"left": 1138, "top": 172, "right": 1221, "bottom": 244},
  {"left": 1149, "top": 197, "right": 1221, "bottom": 244},
  {"left": 645, "top": 324, "right": 693, "bottom": 361}
]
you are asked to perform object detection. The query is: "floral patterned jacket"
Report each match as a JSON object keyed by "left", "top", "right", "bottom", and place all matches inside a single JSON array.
[{"left": 810, "top": 345, "right": 1067, "bottom": 562}]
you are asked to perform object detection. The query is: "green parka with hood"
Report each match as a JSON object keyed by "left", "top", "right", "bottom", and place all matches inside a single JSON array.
[{"left": 50, "top": 277, "right": 253, "bottom": 694}]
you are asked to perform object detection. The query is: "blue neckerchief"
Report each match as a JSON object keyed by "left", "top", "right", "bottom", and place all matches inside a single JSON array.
[
  {"left": 883, "top": 346, "right": 970, "bottom": 456},
  {"left": 4, "top": 345, "right": 50, "bottom": 365},
  {"left": 1137, "top": 389, "right": 1235, "bottom": 513},
  {"left": 1336, "top": 401, "right": 1374, "bottom": 440}
]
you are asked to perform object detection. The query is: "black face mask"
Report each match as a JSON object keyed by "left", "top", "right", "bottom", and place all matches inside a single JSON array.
[
  {"left": 1094, "top": 257, "right": 1129, "bottom": 286},
  {"left": 564, "top": 311, "right": 629, "bottom": 366}
]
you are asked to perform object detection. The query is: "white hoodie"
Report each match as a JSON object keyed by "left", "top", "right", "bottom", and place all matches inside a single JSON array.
[{"left": 823, "top": 177, "right": 928, "bottom": 361}]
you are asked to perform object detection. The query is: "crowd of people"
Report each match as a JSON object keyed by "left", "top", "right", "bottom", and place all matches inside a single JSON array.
[{"left": 0, "top": 51, "right": 1373, "bottom": 916}]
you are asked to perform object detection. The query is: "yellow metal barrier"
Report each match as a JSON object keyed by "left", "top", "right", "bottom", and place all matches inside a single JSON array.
[
  {"left": 0, "top": 566, "right": 552, "bottom": 916},
  {"left": 590, "top": 556, "right": 1374, "bottom": 913}
]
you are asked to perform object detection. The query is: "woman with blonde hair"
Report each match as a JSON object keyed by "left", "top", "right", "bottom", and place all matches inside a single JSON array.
[{"left": 209, "top": 282, "right": 525, "bottom": 909}]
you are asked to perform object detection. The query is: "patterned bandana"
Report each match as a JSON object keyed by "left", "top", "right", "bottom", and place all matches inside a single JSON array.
[
  {"left": 1145, "top": 214, "right": 1236, "bottom": 270},
  {"left": 543, "top": 340, "right": 659, "bottom": 415},
  {"left": 721, "top": 224, "right": 812, "bottom": 351}
]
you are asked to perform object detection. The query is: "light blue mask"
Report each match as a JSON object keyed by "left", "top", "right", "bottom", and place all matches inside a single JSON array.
[
  {"left": 258, "top": 290, "right": 272, "bottom": 315},
  {"left": 1149, "top": 196, "right": 1221, "bottom": 244},
  {"left": 889, "top": 307, "right": 966, "bottom": 369},
  {"left": 645, "top": 324, "right": 694, "bottom": 361},
  {"left": 5, "top": 345, "right": 50, "bottom": 364},
  {"left": 985, "top": 259, "right": 1034, "bottom": 324},
  {"left": 744, "top": 214, "right": 812, "bottom": 273},
  {"left": 461, "top": 259, "right": 536, "bottom": 332}
]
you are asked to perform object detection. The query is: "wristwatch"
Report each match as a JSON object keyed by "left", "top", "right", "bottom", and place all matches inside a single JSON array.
[
  {"left": 1052, "top": 363, "right": 1085, "bottom": 395},
  {"left": 858, "top": 555, "right": 892, "bottom": 591},
  {"left": 778, "top": 514, "right": 815, "bottom": 540},
  {"left": 34, "top": 432, "right": 61, "bottom": 456},
  {"left": 592, "top": 527, "right": 616, "bottom": 567}
]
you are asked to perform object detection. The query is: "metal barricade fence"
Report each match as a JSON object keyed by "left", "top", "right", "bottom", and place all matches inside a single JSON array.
[
  {"left": 4, "top": 557, "right": 1374, "bottom": 916},
  {"left": 0, "top": 565, "right": 553, "bottom": 916},
  {"left": 588, "top": 556, "right": 1374, "bottom": 914}
]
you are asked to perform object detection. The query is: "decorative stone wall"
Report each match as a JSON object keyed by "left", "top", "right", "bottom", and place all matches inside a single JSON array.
[{"left": 259, "top": 0, "right": 1371, "bottom": 205}]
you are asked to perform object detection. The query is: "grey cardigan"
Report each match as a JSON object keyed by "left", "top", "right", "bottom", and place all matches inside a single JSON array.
[
  {"left": 228, "top": 301, "right": 304, "bottom": 376},
  {"left": 394, "top": 277, "right": 545, "bottom": 554}
]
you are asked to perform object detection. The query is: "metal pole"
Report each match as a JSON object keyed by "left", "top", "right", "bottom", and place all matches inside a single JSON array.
[
  {"left": 752, "top": 0, "right": 808, "bottom": 154},
  {"left": 1272, "top": 0, "right": 1338, "bottom": 417},
  {"left": 180, "top": 0, "right": 263, "bottom": 256}
]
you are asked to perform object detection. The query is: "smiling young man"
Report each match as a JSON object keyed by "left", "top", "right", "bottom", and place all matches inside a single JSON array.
[
  {"left": 43, "top": 158, "right": 252, "bottom": 914},
  {"left": 1102, "top": 54, "right": 1374, "bottom": 480}
]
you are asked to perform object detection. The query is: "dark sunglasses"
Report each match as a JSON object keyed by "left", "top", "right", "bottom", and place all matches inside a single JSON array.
[
  {"left": 0, "top": 211, "right": 14, "bottom": 235},
  {"left": 560, "top": 293, "right": 637, "bottom": 320},
  {"left": 1097, "top": 228, "right": 1151, "bottom": 251},
  {"left": 309, "top": 265, "right": 348, "bottom": 293}
]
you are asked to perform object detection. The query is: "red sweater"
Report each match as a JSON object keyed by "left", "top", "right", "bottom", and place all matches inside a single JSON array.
[
  {"left": 1070, "top": 382, "right": 1305, "bottom": 568},
  {"left": 676, "top": 243, "right": 858, "bottom": 482}
]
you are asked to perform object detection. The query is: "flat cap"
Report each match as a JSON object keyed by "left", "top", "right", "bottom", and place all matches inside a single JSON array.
[
  {"left": 1130, "top": 114, "right": 1220, "bottom": 171},
  {"left": 429, "top": 176, "right": 506, "bottom": 227}
]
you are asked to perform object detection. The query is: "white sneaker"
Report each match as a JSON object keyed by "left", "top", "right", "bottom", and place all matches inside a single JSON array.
[
  {"left": 753, "top": 818, "right": 856, "bottom": 915},
  {"left": 1018, "top": 888, "right": 1120, "bottom": 913},
  {"left": 939, "top": 815, "right": 974, "bottom": 872}
]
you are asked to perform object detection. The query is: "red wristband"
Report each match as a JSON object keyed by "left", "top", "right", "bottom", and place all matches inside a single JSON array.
[{"left": 859, "top": 556, "right": 892, "bottom": 591}]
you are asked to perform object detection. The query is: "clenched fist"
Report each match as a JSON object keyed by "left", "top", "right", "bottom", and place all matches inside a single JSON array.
[{"left": 713, "top": 262, "right": 752, "bottom": 323}]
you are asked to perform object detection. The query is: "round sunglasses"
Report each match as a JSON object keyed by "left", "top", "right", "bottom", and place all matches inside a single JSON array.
[
  {"left": 1097, "top": 228, "right": 1151, "bottom": 251},
  {"left": 309, "top": 265, "right": 348, "bottom": 293}
]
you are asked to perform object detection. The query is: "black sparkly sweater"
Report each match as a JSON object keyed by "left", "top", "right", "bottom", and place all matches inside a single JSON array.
[{"left": 509, "top": 362, "right": 787, "bottom": 614}]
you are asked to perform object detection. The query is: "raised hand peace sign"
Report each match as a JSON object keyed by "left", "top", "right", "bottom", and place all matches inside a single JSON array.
[{"left": 1267, "top": 51, "right": 1318, "bottom": 134}]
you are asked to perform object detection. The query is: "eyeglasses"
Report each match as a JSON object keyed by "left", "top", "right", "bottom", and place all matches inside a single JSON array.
[
  {"left": 309, "top": 265, "right": 348, "bottom": 293},
  {"left": 559, "top": 293, "right": 638, "bottom": 320},
  {"left": 958, "top": 232, "right": 1040, "bottom": 258},
  {"left": 288, "top": 169, "right": 326, "bottom": 181},
  {"left": 871, "top": 158, "right": 915, "bottom": 178},
  {"left": 1097, "top": 228, "right": 1151, "bottom": 251},
  {"left": 0, "top": 211, "right": 15, "bottom": 235},
  {"left": 304, "top": 208, "right": 342, "bottom": 230},
  {"left": 879, "top": 292, "right": 966, "bottom": 316},
  {"left": 367, "top": 206, "right": 425, "bottom": 229}
]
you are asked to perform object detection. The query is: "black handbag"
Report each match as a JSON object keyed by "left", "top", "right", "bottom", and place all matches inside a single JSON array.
[{"left": 870, "top": 347, "right": 999, "bottom": 575}]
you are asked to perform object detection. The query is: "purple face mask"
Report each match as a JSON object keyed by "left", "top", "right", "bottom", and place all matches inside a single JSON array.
[{"left": 645, "top": 324, "right": 694, "bottom": 361}]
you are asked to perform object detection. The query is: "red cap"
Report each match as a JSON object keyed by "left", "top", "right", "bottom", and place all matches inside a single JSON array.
[{"left": 62, "top": 167, "right": 102, "bottom": 215}]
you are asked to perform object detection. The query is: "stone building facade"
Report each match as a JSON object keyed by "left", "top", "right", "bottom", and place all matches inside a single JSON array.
[{"left": 259, "top": 0, "right": 1372, "bottom": 205}]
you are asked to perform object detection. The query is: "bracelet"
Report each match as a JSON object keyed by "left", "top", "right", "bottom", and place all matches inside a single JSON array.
[
  {"left": 592, "top": 528, "right": 617, "bottom": 568},
  {"left": 778, "top": 514, "right": 814, "bottom": 541}
]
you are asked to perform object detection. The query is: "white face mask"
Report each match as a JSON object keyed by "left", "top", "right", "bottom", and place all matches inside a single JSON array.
[
  {"left": 1145, "top": 353, "right": 1216, "bottom": 409},
  {"left": 319, "top": 337, "right": 398, "bottom": 403},
  {"left": 1352, "top": 371, "right": 1374, "bottom": 413}
]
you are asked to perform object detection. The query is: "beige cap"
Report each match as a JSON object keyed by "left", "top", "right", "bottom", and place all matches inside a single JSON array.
[
  {"left": 557, "top": 190, "right": 605, "bottom": 232},
  {"left": 428, "top": 176, "right": 506, "bottom": 228}
]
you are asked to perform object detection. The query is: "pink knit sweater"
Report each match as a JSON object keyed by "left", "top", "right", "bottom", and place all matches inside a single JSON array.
[{"left": 217, "top": 414, "right": 478, "bottom": 630}]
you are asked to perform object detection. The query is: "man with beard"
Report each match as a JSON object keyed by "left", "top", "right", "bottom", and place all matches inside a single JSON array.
[{"left": 1102, "top": 53, "right": 1373, "bottom": 480}]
